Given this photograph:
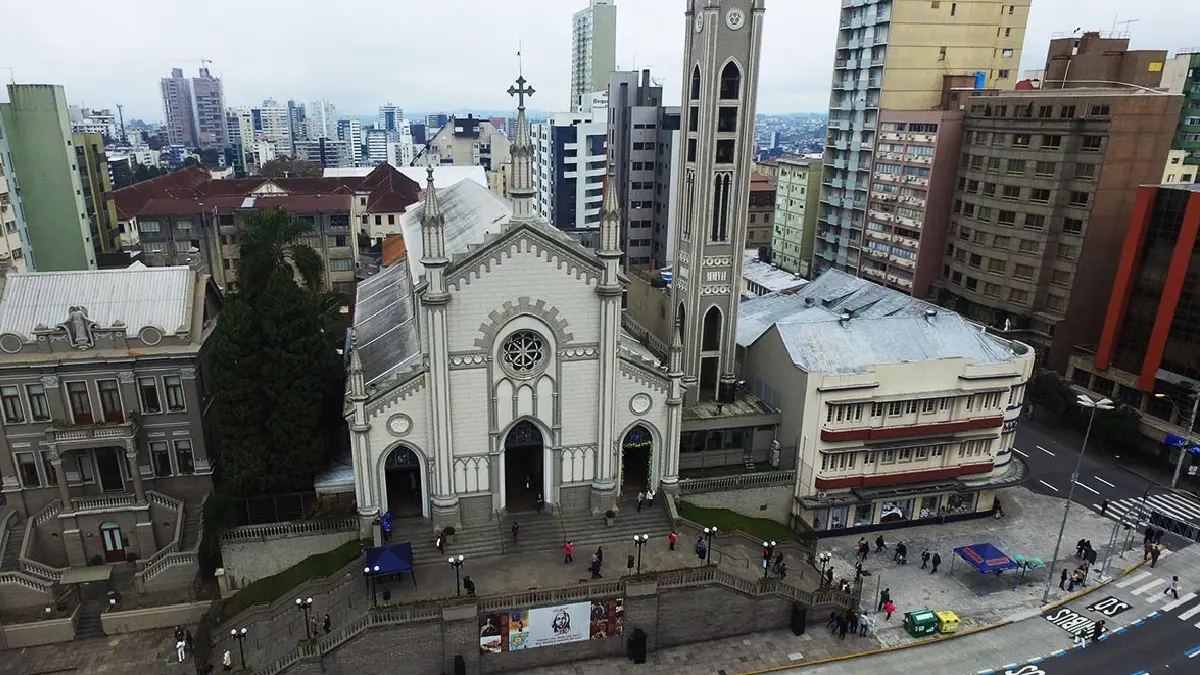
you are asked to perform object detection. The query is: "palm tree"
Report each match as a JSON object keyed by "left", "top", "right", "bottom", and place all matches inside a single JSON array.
[{"left": 236, "top": 207, "right": 325, "bottom": 297}]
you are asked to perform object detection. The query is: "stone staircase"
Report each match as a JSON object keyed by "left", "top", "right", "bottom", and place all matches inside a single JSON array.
[
  {"left": 1, "top": 513, "right": 26, "bottom": 571},
  {"left": 179, "top": 501, "right": 202, "bottom": 551},
  {"left": 75, "top": 598, "right": 107, "bottom": 639},
  {"left": 397, "top": 519, "right": 505, "bottom": 569}
]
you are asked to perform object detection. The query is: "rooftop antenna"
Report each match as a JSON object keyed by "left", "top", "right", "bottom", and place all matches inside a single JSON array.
[
  {"left": 517, "top": 41, "right": 523, "bottom": 77},
  {"left": 1115, "top": 18, "right": 1139, "bottom": 36}
]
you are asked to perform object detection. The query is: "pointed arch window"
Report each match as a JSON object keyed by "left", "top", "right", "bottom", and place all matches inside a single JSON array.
[
  {"left": 683, "top": 170, "right": 696, "bottom": 239},
  {"left": 719, "top": 62, "right": 742, "bottom": 100},
  {"left": 702, "top": 307, "right": 722, "bottom": 352},
  {"left": 690, "top": 66, "right": 702, "bottom": 100},
  {"left": 710, "top": 172, "right": 732, "bottom": 242}
]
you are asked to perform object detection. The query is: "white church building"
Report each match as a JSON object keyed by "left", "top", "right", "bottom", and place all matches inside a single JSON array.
[{"left": 338, "top": 79, "right": 685, "bottom": 530}]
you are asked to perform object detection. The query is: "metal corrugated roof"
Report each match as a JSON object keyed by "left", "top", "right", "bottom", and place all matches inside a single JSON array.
[
  {"left": 353, "top": 260, "right": 420, "bottom": 387},
  {"left": 401, "top": 179, "right": 511, "bottom": 282},
  {"left": 0, "top": 267, "right": 193, "bottom": 338}
]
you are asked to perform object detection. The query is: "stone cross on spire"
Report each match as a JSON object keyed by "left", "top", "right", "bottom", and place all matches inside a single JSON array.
[{"left": 507, "top": 76, "right": 535, "bottom": 109}]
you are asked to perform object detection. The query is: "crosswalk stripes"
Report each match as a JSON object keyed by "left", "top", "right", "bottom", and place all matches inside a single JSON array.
[
  {"left": 1099, "top": 492, "right": 1200, "bottom": 528},
  {"left": 1115, "top": 570, "right": 1152, "bottom": 588},
  {"left": 1179, "top": 603, "right": 1200, "bottom": 621},
  {"left": 1162, "top": 591, "right": 1198, "bottom": 612},
  {"left": 1115, "top": 565, "right": 1200, "bottom": 629}
]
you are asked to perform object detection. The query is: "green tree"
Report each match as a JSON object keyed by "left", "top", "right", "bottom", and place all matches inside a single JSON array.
[
  {"left": 1094, "top": 403, "right": 1145, "bottom": 451},
  {"left": 1028, "top": 369, "right": 1076, "bottom": 414},
  {"left": 181, "top": 157, "right": 200, "bottom": 167},
  {"left": 133, "top": 164, "right": 150, "bottom": 183},
  {"left": 236, "top": 208, "right": 325, "bottom": 297},
  {"left": 206, "top": 296, "right": 268, "bottom": 496},
  {"left": 259, "top": 156, "right": 324, "bottom": 178}
]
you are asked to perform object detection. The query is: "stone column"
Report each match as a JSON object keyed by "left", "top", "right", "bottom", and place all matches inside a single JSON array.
[
  {"left": 50, "top": 446, "right": 72, "bottom": 510},
  {"left": 124, "top": 440, "right": 146, "bottom": 503},
  {"left": 178, "top": 367, "right": 212, "bottom": 471},
  {"left": 41, "top": 375, "right": 67, "bottom": 423}
]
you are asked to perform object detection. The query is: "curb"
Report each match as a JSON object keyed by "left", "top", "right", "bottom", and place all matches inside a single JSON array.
[
  {"left": 974, "top": 607, "right": 1163, "bottom": 675},
  {"left": 736, "top": 555, "right": 1149, "bottom": 675}
]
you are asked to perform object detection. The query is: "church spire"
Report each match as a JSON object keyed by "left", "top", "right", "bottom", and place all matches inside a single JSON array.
[
  {"left": 598, "top": 169, "right": 622, "bottom": 257},
  {"left": 507, "top": 59, "right": 537, "bottom": 221},
  {"left": 348, "top": 329, "right": 366, "bottom": 401},
  {"left": 420, "top": 160, "right": 447, "bottom": 264},
  {"left": 669, "top": 318, "right": 683, "bottom": 375}
]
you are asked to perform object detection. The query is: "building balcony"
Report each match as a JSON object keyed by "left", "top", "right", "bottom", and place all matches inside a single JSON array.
[
  {"left": 45, "top": 417, "right": 140, "bottom": 450},
  {"left": 904, "top": 176, "right": 930, "bottom": 187},
  {"left": 861, "top": 266, "right": 888, "bottom": 281},
  {"left": 868, "top": 208, "right": 895, "bottom": 222},
  {"left": 893, "top": 233, "right": 920, "bottom": 249},
  {"left": 864, "top": 247, "right": 889, "bottom": 262},
  {"left": 888, "top": 255, "right": 916, "bottom": 270},
  {"left": 814, "top": 460, "right": 994, "bottom": 490},
  {"left": 821, "top": 415, "right": 1004, "bottom": 443},
  {"left": 896, "top": 215, "right": 921, "bottom": 229}
]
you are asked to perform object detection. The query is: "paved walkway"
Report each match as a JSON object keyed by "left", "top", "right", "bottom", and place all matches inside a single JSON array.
[{"left": 0, "top": 628, "right": 183, "bottom": 675}]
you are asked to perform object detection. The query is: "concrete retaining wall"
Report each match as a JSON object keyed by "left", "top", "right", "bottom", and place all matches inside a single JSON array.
[
  {"left": 0, "top": 605, "right": 78, "bottom": 648},
  {"left": 682, "top": 484, "right": 795, "bottom": 524},
  {"left": 221, "top": 529, "right": 359, "bottom": 588},
  {"left": 101, "top": 601, "right": 211, "bottom": 635}
]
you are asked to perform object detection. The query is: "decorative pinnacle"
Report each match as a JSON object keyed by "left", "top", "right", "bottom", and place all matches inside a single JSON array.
[{"left": 508, "top": 76, "right": 535, "bottom": 109}]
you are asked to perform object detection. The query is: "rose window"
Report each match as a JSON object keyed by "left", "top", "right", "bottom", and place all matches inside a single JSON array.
[{"left": 501, "top": 330, "right": 546, "bottom": 375}]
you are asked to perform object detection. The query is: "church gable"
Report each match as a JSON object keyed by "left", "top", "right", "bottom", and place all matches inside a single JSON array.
[{"left": 445, "top": 223, "right": 603, "bottom": 291}]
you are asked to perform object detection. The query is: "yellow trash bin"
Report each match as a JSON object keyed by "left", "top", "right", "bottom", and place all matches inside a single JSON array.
[{"left": 935, "top": 611, "right": 960, "bottom": 634}]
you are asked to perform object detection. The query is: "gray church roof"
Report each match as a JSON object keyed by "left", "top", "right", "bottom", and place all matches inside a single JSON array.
[
  {"left": 738, "top": 270, "right": 1019, "bottom": 374},
  {"left": 0, "top": 266, "right": 193, "bottom": 339},
  {"left": 354, "top": 259, "right": 420, "bottom": 388},
  {"left": 400, "top": 179, "right": 512, "bottom": 282}
]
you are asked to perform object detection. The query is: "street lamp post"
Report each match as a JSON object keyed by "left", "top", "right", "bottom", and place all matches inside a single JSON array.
[
  {"left": 1155, "top": 391, "right": 1200, "bottom": 489},
  {"left": 448, "top": 555, "right": 465, "bottom": 597},
  {"left": 703, "top": 527, "right": 717, "bottom": 566},
  {"left": 1042, "top": 393, "right": 1113, "bottom": 603},
  {"left": 295, "top": 597, "right": 314, "bottom": 640},
  {"left": 817, "top": 552, "right": 832, "bottom": 586},
  {"left": 230, "top": 627, "right": 248, "bottom": 669},
  {"left": 633, "top": 534, "right": 649, "bottom": 574},
  {"left": 364, "top": 564, "right": 380, "bottom": 608},
  {"left": 762, "top": 541, "right": 777, "bottom": 579}
]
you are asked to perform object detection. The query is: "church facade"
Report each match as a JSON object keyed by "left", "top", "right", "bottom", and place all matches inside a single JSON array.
[{"left": 343, "top": 84, "right": 685, "bottom": 531}]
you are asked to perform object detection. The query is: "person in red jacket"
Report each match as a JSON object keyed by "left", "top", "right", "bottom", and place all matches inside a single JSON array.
[
  {"left": 564, "top": 541, "right": 574, "bottom": 564},
  {"left": 668, "top": 531, "right": 678, "bottom": 551}
]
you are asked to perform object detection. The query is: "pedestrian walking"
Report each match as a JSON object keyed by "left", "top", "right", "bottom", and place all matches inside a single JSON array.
[
  {"left": 920, "top": 549, "right": 931, "bottom": 569},
  {"left": 825, "top": 567, "right": 834, "bottom": 587},
  {"left": 222, "top": 649, "right": 233, "bottom": 672},
  {"left": 323, "top": 613, "right": 331, "bottom": 634},
  {"left": 838, "top": 616, "right": 849, "bottom": 640},
  {"left": 777, "top": 561, "right": 788, "bottom": 579},
  {"left": 564, "top": 541, "right": 574, "bottom": 563},
  {"left": 695, "top": 537, "right": 707, "bottom": 562},
  {"left": 1165, "top": 575, "right": 1180, "bottom": 599},
  {"left": 1060, "top": 568, "right": 1068, "bottom": 590},
  {"left": 463, "top": 576, "right": 476, "bottom": 596},
  {"left": 668, "top": 530, "right": 678, "bottom": 551},
  {"left": 875, "top": 535, "right": 886, "bottom": 553},
  {"left": 381, "top": 512, "right": 392, "bottom": 543},
  {"left": 858, "top": 613, "right": 870, "bottom": 637},
  {"left": 511, "top": 522, "right": 519, "bottom": 543},
  {"left": 648, "top": 490, "right": 656, "bottom": 507},
  {"left": 176, "top": 637, "right": 187, "bottom": 663},
  {"left": 855, "top": 561, "right": 864, "bottom": 578},
  {"left": 1154, "top": 529, "right": 1164, "bottom": 545},
  {"left": 536, "top": 493, "right": 544, "bottom": 513},
  {"left": 1067, "top": 573, "right": 1076, "bottom": 592},
  {"left": 626, "top": 554, "right": 635, "bottom": 574},
  {"left": 1091, "top": 620, "right": 1105, "bottom": 643},
  {"left": 930, "top": 553, "right": 942, "bottom": 573},
  {"left": 435, "top": 533, "right": 445, "bottom": 554},
  {"left": 1151, "top": 545, "right": 1162, "bottom": 568},
  {"left": 596, "top": 546, "right": 604, "bottom": 567},
  {"left": 1100, "top": 499, "right": 1109, "bottom": 517},
  {"left": 849, "top": 610, "right": 859, "bottom": 634},
  {"left": 877, "top": 587, "right": 891, "bottom": 613},
  {"left": 590, "top": 553, "right": 603, "bottom": 579},
  {"left": 637, "top": 491, "right": 645, "bottom": 512},
  {"left": 883, "top": 600, "right": 895, "bottom": 620}
]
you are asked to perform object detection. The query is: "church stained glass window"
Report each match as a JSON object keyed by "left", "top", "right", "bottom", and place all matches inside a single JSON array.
[{"left": 501, "top": 330, "right": 546, "bottom": 375}]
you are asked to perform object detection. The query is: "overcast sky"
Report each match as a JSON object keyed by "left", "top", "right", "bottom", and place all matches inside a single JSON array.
[{"left": 1, "top": 0, "right": 1196, "bottom": 121}]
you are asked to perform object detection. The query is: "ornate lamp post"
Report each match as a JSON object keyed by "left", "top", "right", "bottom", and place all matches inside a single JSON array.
[
  {"left": 230, "top": 627, "right": 248, "bottom": 669},
  {"left": 703, "top": 526, "right": 718, "bottom": 566},
  {"left": 633, "top": 534, "right": 649, "bottom": 574},
  {"left": 295, "top": 597, "right": 314, "bottom": 640},
  {"left": 448, "top": 555, "right": 465, "bottom": 597},
  {"left": 762, "top": 541, "right": 777, "bottom": 579}
]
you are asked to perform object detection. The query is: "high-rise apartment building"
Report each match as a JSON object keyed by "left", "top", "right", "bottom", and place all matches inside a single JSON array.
[
  {"left": 378, "top": 104, "right": 403, "bottom": 138},
  {"left": 425, "top": 113, "right": 448, "bottom": 131},
  {"left": 226, "top": 108, "right": 255, "bottom": 175},
  {"left": 769, "top": 156, "right": 821, "bottom": 276},
  {"left": 424, "top": 115, "right": 511, "bottom": 170},
  {"left": 1161, "top": 51, "right": 1200, "bottom": 178},
  {"left": 1042, "top": 32, "right": 1166, "bottom": 91},
  {"left": 0, "top": 165, "right": 29, "bottom": 273},
  {"left": 191, "top": 68, "right": 228, "bottom": 149},
  {"left": 0, "top": 85, "right": 96, "bottom": 271},
  {"left": 337, "top": 118, "right": 363, "bottom": 166},
  {"left": 747, "top": 172, "right": 775, "bottom": 251},
  {"left": 307, "top": 100, "right": 338, "bottom": 140},
  {"left": 73, "top": 133, "right": 120, "bottom": 253},
  {"left": 607, "top": 69, "right": 681, "bottom": 269},
  {"left": 294, "top": 138, "right": 354, "bottom": 168},
  {"left": 938, "top": 89, "right": 1181, "bottom": 370},
  {"left": 814, "top": 0, "right": 1031, "bottom": 277},
  {"left": 570, "top": 0, "right": 617, "bottom": 111},
  {"left": 532, "top": 105, "right": 608, "bottom": 246},
  {"left": 253, "top": 100, "right": 294, "bottom": 155},
  {"left": 160, "top": 68, "right": 196, "bottom": 147},
  {"left": 365, "top": 128, "right": 389, "bottom": 166}
]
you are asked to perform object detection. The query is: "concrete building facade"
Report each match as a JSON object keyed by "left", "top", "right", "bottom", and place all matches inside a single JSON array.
[
  {"left": 160, "top": 68, "right": 196, "bottom": 147},
  {"left": 570, "top": 0, "right": 618, "bottom": 112},
  {"left": 938, "top": 89, "right": 1182, "bottom": 370},
  {"left": 72, "top": 133, "right": 120, "bottom": 254},
  {"left": 0, "top": 84, "right": 97, "bottom": 271},
  {"left": 1041, "top": 31, "right": 1166, "bottom": 90},
  {"left": 424, "top": 115, "right": 510, "bottom": 171},
  {"left": 769, "top": 156, "right": 821, "bottom": 277},
  {"left": 1161, "top": 51, "right": 1200, "bottom": 178},
  {"left": 533, "top": 107, "right": 608, "bottom": 246},
  {"left": 190, "top": 68, "right": 228, "bottom": 149},
  {"left": 746, "top": 171, "right": 775, "bottom": 252},
  {"left": 0, "top": 169, "right": 27, "bottom": 273},
  {"left": 814, "top": 0, "right": 1030, "bottom": 277}
]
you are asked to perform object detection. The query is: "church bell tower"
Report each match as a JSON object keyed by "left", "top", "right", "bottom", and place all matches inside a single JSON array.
[{"left": 670, "top": 0, "right": 766, "bottom": 407}]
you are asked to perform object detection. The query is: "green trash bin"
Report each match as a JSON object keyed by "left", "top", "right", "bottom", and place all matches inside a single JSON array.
[{"left": 904, "top": 610, "right": 939, "bottom": 638}]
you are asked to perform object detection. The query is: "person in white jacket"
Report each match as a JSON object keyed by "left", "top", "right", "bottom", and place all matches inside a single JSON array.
[
  {"left": 223, "top": 649, "right": 233, "bottom": 671},
  {"left": 1165, "top": 575, "right": 1181, "bottom": 600}
]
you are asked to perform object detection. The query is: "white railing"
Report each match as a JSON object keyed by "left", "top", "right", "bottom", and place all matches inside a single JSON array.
[
  {"left": 220, "top": 517, "right": 358, "bottom": 542},
  {"left": 34, "top": 500, "right": 61, "bottom": 525},
  {"left": 0, "top": 570, "right": 53, "bottom": 593},
  {"left": 21, "top": 558, "right": 64, "bottom": 582},
  {"left": 677, "top": 470, "right": 797, "bottom": 495},
  {"left": 137, "top": 551, "right": 197, "bottom": 585},
  {"left": 71, "top": 494, "right": 136, "bottom": 511},
  {"left": 0, "top": 510, "right": 15, "bottom": 570},
  {"left": 147, "top": 490, "right": 183, "bottom": 511},
  {"left": 140, "top": 541, "right": 180, "bottom": 573}
]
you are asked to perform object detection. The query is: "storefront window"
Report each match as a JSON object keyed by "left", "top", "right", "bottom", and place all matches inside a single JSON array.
[
  {"left": 854, "top": 503, "right": 874, "bottom": 526},
  {"left": 828, "top": 506, "right": 849, "bottom": 530},
  {"left": 945, "top": 493, "right": 976, "bottom": 515},
  {"left": 918, "top": 496, "right": 940, "bottom": 519},
  {"left": 879, "top": 499, "right": 914, "bottom": 523},
  {"left": 812, "top": 508, "right": 829, "bottom": 530}
]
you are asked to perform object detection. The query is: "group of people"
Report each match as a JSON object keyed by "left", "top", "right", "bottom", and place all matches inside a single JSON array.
[
  {"left": 635, "top": 490, "right": 657, "bottom": 512},
  {"left": 564, "top": 541, "right": 609, "bottom": 579},
  {"left": 174, "top": 625, "right": 195, "bottom": 663},
  {"left": 1144, "top": 527, "right": 1166, "bottom": 567}
]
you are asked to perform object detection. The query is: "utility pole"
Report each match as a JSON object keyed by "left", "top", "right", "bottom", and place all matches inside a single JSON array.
[{"left": 1171, "top": 392, "right": 1200, "bottom": 489}]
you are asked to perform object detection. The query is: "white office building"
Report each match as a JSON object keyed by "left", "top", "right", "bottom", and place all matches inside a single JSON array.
[
  {"left": 570, "top": 0, "right": 617, "bottom": 112},
  {"left": 307, "top": 99, "right": 338, "bottom": 139},
  {"left": 532, "top": 96, "right": 608, "bottom": 246},
  {"left": 254, "top": 100, "right": 294, "bottom": 155},
  {"left": 365, "top": 128, "right": 390, "bottom": 166},
  {"left": 337, "top": 119, "right": 363, "bottom": 166}
]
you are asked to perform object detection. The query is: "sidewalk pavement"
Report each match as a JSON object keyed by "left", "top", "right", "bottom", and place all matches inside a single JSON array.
[{"left": 0, "top": 628, "right": 183, "bottom": 675}]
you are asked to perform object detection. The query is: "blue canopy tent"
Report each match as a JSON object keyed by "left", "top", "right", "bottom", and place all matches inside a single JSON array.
[
  {"left": 950, "top": 543, "right": 1020, "bottom": 594},
  {"left": 364, "top": 541, "right": 417, "bottom": 589}
]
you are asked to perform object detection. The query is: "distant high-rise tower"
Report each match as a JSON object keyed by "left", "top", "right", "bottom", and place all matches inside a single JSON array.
[
  {"left": 337, "top": 119, "right": 363, "bottom": 165},
  {"left": 307, "top": 100, "right": 338, "bottom": 139},
  {"left": 570, "top": 0, "right": 617, "bottom": 112},
  {"left": 669, "top": 0, "right": 765, "bottom": 406},
  {"left": 191, "top": 68, "right": 228, "bottom": 149},
  {"left": 160, "top": 68, "right": 197, "bottom": 146},
  {"left": 813, "top": 0, "right": 1031, "bottom": 277},
  {"left": 378, "top": 104, "right": 404, "bottom": 138}
]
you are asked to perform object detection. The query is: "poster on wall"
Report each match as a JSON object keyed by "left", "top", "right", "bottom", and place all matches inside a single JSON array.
[{"left": 479, "top": 598, "right": 623, "bottom": 653}]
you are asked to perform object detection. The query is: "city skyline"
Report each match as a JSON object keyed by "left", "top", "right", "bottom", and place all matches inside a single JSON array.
[{"left": 1, "top": 0, "right": 1195, "bottom": 121}]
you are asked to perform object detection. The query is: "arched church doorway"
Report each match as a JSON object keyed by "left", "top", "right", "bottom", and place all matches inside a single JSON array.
[
  {"left": 384, "top": 445, "right": 424, "bottom": 518},
  {"left": 621, "top": 425, "right": 653, "bottom": 495},
  {"left": 504, "top": 420, "right": 544, "bottom": 513}
]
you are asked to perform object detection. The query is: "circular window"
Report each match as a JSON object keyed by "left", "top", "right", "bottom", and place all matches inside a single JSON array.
[{"left": 500, "top": 330, "right": 547, "bottom": 376}]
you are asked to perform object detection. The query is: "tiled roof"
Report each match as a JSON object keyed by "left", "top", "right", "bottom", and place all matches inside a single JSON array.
[
  {"left": 0, "top": 266, "right": 194, "bottom": 339},
  {"left": 357, "top": 164, "right": 422, "bottom": 214},
  {"left": 110, "top": 165, "right": 211, "bottom": 220}
]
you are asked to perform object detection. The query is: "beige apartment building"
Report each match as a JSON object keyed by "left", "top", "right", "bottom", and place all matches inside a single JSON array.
[
  {"left": 0, "top": 171, "right": 27, "bottom": 273},
  {"left": 770, "top": 156, "right": 821, "bottom": 277},
  {"left": 737, "top": 270, "right": 1033, "bottom": 535},
  {"left": 816, "top": 0, "right": 1031, "bottom": 276},
  {"left": 938, "top": 89, "right": 1181, "bottom": 370}
]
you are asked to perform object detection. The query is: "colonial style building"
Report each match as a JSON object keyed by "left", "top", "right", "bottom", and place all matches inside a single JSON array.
[
  {"left": 0, "top": 260, "right": 219, "bottom": 607},
  {"left": 737, "top": 270, "right": 1034, "bottom": 534}
]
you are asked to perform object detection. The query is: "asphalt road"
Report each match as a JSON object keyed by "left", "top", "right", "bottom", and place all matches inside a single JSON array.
[
  {"left": 1015, "top": 419, "right": 1157, "bottom": 505},
  {"left": 1026, "top": 614, "right": 1200, "bottom": 675}
]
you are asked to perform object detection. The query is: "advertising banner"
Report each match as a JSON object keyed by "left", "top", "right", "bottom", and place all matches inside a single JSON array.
[{"left": 479, "top": 598, "right": 623, "bottom": 653}]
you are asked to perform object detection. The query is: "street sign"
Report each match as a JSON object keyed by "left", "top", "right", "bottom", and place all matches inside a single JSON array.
[
  {"left": 1085, "top": 596, "right": 1132, "bottom": 617},
  {"left": 1043, "top": 607, "right": 1107, "bottom": 637}
]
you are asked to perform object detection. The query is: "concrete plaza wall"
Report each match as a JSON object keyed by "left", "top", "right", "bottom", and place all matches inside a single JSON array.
[
  {"left": 101, "top": 601, "right": 211, "bottom": 635},
  {"left": 220, "top": 520, "right": 359, "bottom": 588},
  {"left": 0, "top": 605, "right": 79, "bottom": 649},
  {"left": 681, "top": 484, "right": 795, "bottom": 524}
]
